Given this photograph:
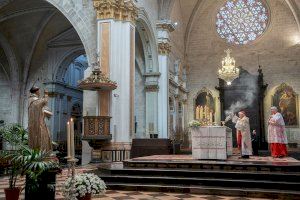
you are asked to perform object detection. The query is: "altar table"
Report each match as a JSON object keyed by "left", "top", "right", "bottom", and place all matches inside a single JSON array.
[{"left": 191, "top": 126, "right": 232, "bottom": 160}]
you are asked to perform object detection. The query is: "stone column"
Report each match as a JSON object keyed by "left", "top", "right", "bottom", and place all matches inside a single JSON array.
[
  {"left": 94, "top": 0, "right": 137, "bottom": 143},
  {"left": 144, "top": 72, "right": 160, "bottom": 138},
  {"left": 81, "top": 0, "right": 137, "bottom": 163},
  {"left": 157, "top": 20, "right": 175, "bottom": 138},
  {"left": 47, "top": 92, "right": 58, "bottom": 141}
]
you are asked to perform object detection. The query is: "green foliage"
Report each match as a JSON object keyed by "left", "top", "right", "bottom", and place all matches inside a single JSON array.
[
  {"left": 0, "top": 124, "right": 28, "bottom": 189},
  {"left": 0, "top": 124, "right": 59, "bottom": 190},
  {"left": 22, "top": 146, "right": 58, "bottom": 177},
  {"left": 0, "top": 124, "right": 28, "bottom": 148},
  {"left": 21, "top": 146, "right": 59, "bottom": 192}
]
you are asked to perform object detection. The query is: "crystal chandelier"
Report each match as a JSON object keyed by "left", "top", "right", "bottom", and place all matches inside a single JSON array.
[{"left": 218, "top": 49, "right": 239, "bottom": 85}]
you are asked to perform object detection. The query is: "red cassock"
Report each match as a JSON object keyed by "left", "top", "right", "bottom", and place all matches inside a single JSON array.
[
  {"left": 237, "top": 130, "right": 242, "bottom": 150},
  {"left": 270, "top": 143, "right": 287, "bottom": 157},
  {"left": 268, "top": 112, "right": 288, "bottom": 158}
]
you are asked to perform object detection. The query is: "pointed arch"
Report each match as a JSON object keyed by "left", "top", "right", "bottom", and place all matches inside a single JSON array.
[{"left": 136, "top": 8, "right": 159, "bottom": 73}]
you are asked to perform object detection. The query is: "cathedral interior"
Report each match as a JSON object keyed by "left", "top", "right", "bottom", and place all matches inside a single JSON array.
[{"left": 0, "top": 0, "right": 300, "bottom": 199}]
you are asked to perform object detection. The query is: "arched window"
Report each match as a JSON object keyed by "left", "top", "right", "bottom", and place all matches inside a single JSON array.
[
  {"left": 63, "top": 55, "right": 87, "bottom": 87},
  {"left": 216, "top": 0, "right": 269, "bottom": 45}
]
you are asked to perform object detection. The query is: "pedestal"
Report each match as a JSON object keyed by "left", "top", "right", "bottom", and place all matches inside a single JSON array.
[
  {"left": 191, "top": 126, "right": 232, "bottom": 160},
  {"left": 25, "top": 170, "right": 57, "bottom": 200}
]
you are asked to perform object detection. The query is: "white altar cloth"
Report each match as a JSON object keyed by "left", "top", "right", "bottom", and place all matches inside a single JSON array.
[{"left": 191, "top": 126, "right": 232, "bottom": 160}]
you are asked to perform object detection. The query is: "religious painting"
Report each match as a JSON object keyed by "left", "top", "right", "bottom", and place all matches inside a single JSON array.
[
  {"left": 272, "top": 83, "right": 298, "bottom": 127},
  {"left": 194, "top": 89, "right": 215, "bottom": 123}
]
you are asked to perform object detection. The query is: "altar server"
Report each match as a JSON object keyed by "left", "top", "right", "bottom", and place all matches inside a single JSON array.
[
  {"left": 268, "top": 106, "right": 288, "bottom": 158},
  {"left": 232, "top": 111, "right": 252, "bottom": 158}
]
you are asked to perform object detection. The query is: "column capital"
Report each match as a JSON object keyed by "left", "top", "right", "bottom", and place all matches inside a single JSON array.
[
  {"left": 156, "top": 19, "right": 175, "bottom": 32},
  {"left": 47, "top": 92, "right": 58, "bottom": 97},
  {"left": 93, "top": 0, "right": 138, "bottom": 23},
  {"left": 156, "top": 19, "right": 175, "bottom": 55},
  {"left": 158, "top": 42, "right": 171, "bottom": 55},
  {"left": 145, "top": 84, "right": 159, "bottom": 92}
]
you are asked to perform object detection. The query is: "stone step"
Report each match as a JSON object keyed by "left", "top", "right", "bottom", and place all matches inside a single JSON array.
[
  {"left": 99, "top": 174, "right": 300, "bottom": 191},
  {"left": 123, "top": 159, "right": 300, "bottom": 172},
  {"left": 104, "top": 182, "right": 300, "bottom": 199},
  {"left": 102, "top": 167, "right": 300, "bottom": 182}
]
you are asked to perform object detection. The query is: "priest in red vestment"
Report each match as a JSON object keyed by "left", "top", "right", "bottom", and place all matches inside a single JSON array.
[{"left": 268, "top": 106, "right": 288, "bottom": 158}]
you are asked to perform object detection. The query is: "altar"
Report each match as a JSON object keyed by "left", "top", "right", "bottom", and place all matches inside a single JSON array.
[{"left": 191, "top": 126, "right": 232, "bottom": 160}]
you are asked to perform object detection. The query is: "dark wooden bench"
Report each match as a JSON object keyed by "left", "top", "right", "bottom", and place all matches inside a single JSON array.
[{"left": 131, "top": 139, "right": 172, "bottom": 158}]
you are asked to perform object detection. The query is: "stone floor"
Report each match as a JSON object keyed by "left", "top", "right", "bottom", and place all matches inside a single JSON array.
[
  {"left": 94, "top": 190, "right": 270, "bottom": 200},
  {"left": 0, "top": 164, "right": 271, "bottom": 200}
]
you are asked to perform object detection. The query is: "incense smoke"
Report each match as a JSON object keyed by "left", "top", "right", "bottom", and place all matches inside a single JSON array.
[{"left": 224, "top": 76, "right": 257, "bottom": 122}]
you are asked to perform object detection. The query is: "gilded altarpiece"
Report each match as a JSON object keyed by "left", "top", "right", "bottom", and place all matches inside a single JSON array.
[{"left": 194, "top": 88, "right": 215, "bottom": 124}]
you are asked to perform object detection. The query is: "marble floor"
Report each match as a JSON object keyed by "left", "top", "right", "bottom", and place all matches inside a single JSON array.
[
  {"left": 0, "top": 165, "right": 271, "bottom": 200},
  {"left": 94, "top": 190, "right": 269, "bottom": 200}
]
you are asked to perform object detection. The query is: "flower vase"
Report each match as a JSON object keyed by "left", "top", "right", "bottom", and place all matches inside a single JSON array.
[{"left": 78, "top": 193, "right": 92, "bottom": 200}]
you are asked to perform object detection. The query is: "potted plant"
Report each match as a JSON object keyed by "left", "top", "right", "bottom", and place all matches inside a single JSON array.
[
  {"left": 0, "top": 124, "right": 60, "bottom": 200},
  {"left": 63, "top": 173, "right": 106, "bottom": 200},
  {"left": 0, "top": 124, "right": 28, "bottom": 200},
  {"left": 21, "top": 147, "right": 60, "bottom": 200}
]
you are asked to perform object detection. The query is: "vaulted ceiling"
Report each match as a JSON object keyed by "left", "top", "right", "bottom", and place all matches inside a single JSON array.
[
  {"left": 164, "top": 0, "right": 300, "bottom": 54},
  {"left": 169, "top": 0, "right": 300, "bottom": 31}
]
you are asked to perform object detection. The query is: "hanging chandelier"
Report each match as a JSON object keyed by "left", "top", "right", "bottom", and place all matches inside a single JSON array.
[{"left": 218, "top": 49, "right": 239, "bottom": 85}]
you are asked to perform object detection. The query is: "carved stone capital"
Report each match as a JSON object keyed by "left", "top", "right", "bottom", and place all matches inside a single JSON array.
[
  {"left": 93, "top": 0, "right": 138, "bottom": 23},
  {"left": 156, "top": 20, "right": 175, "bottom": 32},
  {"left": 145, "top": 84, "right": 159, "bottom": 92},
  {"left": 158, "top": 42, "right": 171, "bottom": 55},
  {"left": 47, "top": 92, "right": 58, "bottom": 97}
]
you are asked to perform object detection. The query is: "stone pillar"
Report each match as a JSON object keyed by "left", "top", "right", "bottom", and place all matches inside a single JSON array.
[
  {"left": 157, "top": 20, "right": 175, "bottom": 138},
  {"left": 144, "top": 72, "right": 160, "bottom": 138},
  {"left": 93, "top": 0, "right": 137, "bottom": 143},
  {"left": 47, "top": 92, "right": 58, "bottom": 141},
  {"left": 81, "top": 0, "right": 138, "bottom": 163}
]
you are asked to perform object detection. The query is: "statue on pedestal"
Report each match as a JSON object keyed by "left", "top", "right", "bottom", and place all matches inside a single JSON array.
[{"left": 28, "top": 86, "right": 53, "bottom": 152}]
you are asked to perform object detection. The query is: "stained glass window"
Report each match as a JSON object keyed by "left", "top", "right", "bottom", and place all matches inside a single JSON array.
[{"left": 216, "top": 0, "right": 269, "bottom": 45}]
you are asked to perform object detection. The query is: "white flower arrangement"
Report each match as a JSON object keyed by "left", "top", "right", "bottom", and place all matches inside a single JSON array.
[
  {"left": 188, "top": 120, "right": 201, "bottom": 128},
  {"left": 63, "top": 173, "right": 106, "bottom": 199}
]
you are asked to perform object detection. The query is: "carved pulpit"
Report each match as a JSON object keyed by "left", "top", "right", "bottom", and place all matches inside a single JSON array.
[
  {"left": 78, "top": 68, "right": 117, "bottom": 148},
  {"left": 216, "top": 66, "right": 268, "bottom": 150}
]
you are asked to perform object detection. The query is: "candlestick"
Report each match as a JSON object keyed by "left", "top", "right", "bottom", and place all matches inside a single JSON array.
[
  {"left": 66, "top": 121, "right": 71, "bottom": 159},
  {"left": 70, "top": 118, "right": 75, "bottom": 159}
]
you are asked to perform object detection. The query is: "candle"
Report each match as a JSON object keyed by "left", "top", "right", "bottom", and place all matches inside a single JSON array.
[
  {"left": 205, "top": 106, "right": 209, "bottom": 119},
  {"left": 196, "top": 106, "right": 200, "bottom": 120},
  {"left": 210, "top": 111, "right": 213, "bottom": 124},
  {"left": 70, "top": 118, "right": 75, "bottom": 159},
  {"left": 66, "top": 121, "right": 71, "bottom": 159},
  {"left": 200, "top": 106, "right": 203, "bottom": 120}
]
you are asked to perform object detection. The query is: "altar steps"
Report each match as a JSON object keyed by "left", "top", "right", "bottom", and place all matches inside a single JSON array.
[
  {"left": 123, "top": 159, "right": 300, "bottom": 172},
  {"left": 102, "top": 182, "right": 300, "bottom": 199},
  {"left": 97, "top": 166, "right": 300, "bottom": 199}
]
